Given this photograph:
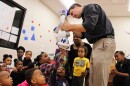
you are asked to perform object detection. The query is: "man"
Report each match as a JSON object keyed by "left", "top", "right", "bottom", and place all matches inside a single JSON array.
[
  {"left": 112, "top": 51, "right": 130, "bottom": 86},
  {"left": 61, "top": 3, "right": 116, "bottom": 86}
]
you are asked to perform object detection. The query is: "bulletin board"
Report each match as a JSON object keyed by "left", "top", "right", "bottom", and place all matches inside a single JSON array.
[{"left": 0, "top": 0, "right": 26, "bottom": 49}]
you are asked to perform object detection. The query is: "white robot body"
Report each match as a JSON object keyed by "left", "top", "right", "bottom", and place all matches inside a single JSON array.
[{"left": 53, "top": 9, "right": 70, "bottom": 50}]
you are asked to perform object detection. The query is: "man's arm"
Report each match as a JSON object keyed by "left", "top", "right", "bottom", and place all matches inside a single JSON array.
[{"left": 61, "top": 22, "right": 86, "bottom": 32}]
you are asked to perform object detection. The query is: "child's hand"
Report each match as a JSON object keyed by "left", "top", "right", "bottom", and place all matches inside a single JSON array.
[
  {"left": 111, "top": 69, "right": 119, "bottom": 75},
  {"left": 81, "top": 71, "right": 87, "bottom": 77},
  {"left": 69, "top": 76, "right": 73, "bottom": 80},
  {"left": 22, "top": 66, "right": 27, "bottom": 69},
  {"left": 13, "top": 67, "right": 17, "bottom": 72}
]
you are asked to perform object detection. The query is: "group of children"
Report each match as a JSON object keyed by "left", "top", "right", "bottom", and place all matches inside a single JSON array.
[{"left": 0, "top": 45, "right": 90, "bottom": 86}]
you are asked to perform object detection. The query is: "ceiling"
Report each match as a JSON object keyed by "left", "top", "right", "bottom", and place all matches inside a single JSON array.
[{"left": 41, "top": 0, "right": 130, "bottom": 17}]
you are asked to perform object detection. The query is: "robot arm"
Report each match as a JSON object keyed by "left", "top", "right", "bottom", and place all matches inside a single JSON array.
[
  {"left": 53, "top": 10, "right": 67, "bottom": 33},
  {"left": 60, "top": 10, "right": 67, "bottom": 24}
]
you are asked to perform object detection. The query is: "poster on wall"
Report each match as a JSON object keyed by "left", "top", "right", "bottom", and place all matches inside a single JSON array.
[{"left": 0, "top": 1, "right": 16, "bottom": 32}]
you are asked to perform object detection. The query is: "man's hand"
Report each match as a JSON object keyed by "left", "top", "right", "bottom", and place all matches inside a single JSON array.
[{"left": 60, "top": 22, "right": 71, "bottom": 31}]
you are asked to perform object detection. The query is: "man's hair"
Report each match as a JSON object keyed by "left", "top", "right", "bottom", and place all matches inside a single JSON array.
[
  {"left": 25, "top": 68, "right": 38, "bottom": 85},
  {"left": 17, "top": 46, "right": 25, "bottom": 52},
  {"left": 114, "top": 51, "right": 125, "bottom": 57},
  {"left": 67, "top": 3, "right": 82, "bottom": 15}
]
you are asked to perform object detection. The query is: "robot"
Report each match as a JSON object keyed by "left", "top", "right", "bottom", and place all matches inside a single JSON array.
[{"left": 53, "top": 9, "right": 70, "bottom": 50}]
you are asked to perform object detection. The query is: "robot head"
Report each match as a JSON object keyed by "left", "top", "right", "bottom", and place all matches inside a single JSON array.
[{"left": 60, "top": 9, "right": 68, "bottom": 16}]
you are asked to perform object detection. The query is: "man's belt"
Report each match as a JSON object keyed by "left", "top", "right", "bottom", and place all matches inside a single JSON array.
[{"left": 93, "top": 35, "right": 114, "bottom": 43}]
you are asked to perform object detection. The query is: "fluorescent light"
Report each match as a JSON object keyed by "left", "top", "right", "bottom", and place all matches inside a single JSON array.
[
  {"left": 59, "top": 0, "right": 76, "bottom": 9},
  {"left": 128, "top": 0, "right": 130, "bottom": 12}
]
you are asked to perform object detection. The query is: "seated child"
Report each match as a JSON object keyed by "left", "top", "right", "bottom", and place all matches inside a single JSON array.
[
  {"left": 10, "top": 59, "right": 25, "bottom": 86},
  {"left": 50, "top": 66, "right": 69, "bottom": 86},
  {"left": 54, "top": 48, "right": 70, "bottom": 85},
  {"left": 0, "top": 62, "right": 7, "bottom": 72},
  {"left": 23, "top": 51, "right": 32, "bottom": 69},
  {"left": 39, "top": 52, "right": 57, "bottom": 85},
  {"left": 25, "top": 68, "right": 46, "bottom": 86},
  {"left": 0, "top": 71, "right": 13, "bottom": 86},
  {"left": 3, "top": 54, "right": 13, "bottom": 73}
]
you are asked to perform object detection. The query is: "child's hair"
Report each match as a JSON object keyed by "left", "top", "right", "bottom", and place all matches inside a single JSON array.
[
  {"left": 41, "top": 52, "right": 44, "bottom": 54},
  {"left": 17, "top": 46, "right": 26, "bottom": 52},
  {"left": 14, "top": 59, "right": 22, "bottom": 66},
  {"left": 78, "top": 46, "right": 88, "bottom": 56},
  {"left": 34, "top": 54, "right": 42, "bottom": 66},
  {"left": 34, "top": 52, "right": 46, "bottom": 66},
  {"left": 25, "top": 68, "right": 38, "bottom": 85},
  {"left": 25, "top": 50, "right": 32, "bottom": 54},
  {"left": 3, "top": 54, "right": 12, "bottom": 61}
]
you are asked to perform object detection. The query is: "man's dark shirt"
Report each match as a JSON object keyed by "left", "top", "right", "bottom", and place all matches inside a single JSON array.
[{"left": 81, "top": 4, "right": 114, "bottom": 43}]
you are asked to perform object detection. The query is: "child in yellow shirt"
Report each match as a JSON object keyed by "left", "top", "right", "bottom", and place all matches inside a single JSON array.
[{"left": 72, "top": 46, "right": 90, "bottom": 86}]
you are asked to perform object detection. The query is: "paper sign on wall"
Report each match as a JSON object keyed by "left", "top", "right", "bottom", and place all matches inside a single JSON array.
[
  {"left": 11, "top": 26, "right": 19, "bottom": 35},
  {"left": 9, "top": 34, "right": 17, "bottom": 43},
  {"left": 0, "top": 1, "right": 16, "bottom": 33},
  {"left": 1, "top": 31, "right": 10, "bottom": 41}
]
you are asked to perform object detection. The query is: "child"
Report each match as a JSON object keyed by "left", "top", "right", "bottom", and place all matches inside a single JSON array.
[
  {"left": 50, "top": 66, "right": 69, "bottom": 86},
  {"left": 23, "top": 51, "right": 32, "bottom": 69},
  {"left": 0, "top": 62, "right": 7, "bottom": 72},
  {"left": 39, "top": 52, "right": 56, "bottom": 85},
  {"left": 72, "top": 46, "right": 90, "bottom": 86},
  {"left": 3, "top": 54, "right": 12, "bottom": 66},
  {"left": 3, "top": 54, "right": 13, "bottom": 73},
  {"left": 0, "top": 71, "right": 13, "bottom": 86},
  {"left": 25, "top": 68, "right": 46, "bottom": 86},
  {"left": 10, "top": 59, "right": 25, "bottom": 86},
  {"left": 54, "top": 48, "right": 70, "bottom": 85}
]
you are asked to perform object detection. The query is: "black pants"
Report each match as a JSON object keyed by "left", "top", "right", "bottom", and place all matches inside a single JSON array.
[
  {"left": 113, "top": 76, "right": 130, "bottom": 86},
  {"left": 72, "top": 76, "right": 85, "bottom": 86}
]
